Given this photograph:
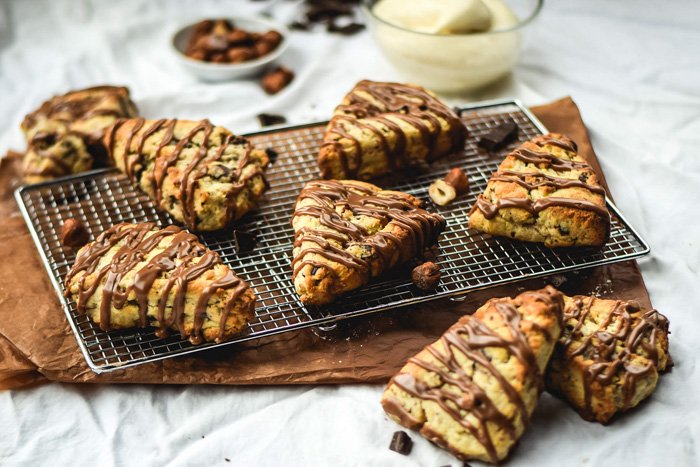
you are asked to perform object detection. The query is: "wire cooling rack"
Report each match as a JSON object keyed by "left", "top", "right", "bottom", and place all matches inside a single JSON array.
[{"left": 15, "top": 99, "right": 650, "bottom": 373}]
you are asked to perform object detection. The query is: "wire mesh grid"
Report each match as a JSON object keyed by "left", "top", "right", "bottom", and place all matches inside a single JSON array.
[{"left": 15, "top": 99, "right": 649, "bottom": 373}]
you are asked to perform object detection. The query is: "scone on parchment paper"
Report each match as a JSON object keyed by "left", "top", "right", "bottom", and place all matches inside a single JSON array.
[
  {"left": 21, "top": 85, "right": 138, "bottom": 183},
  {"left": 546, "top": 295, "right": 671, "bottom": 424},
  {"left": 381, "top": 286, "right": 563, "bottom": 464},
  {"left": 105, "top": 118, "right": 269, "bottom": 232},
  {"left": 469, "top": 133, "right": 610, "bottom": 248},
  {"left": 318, "top": 80, "right": 466, "bottom": 180},
  {"left": 291, "top": 179, "right": 445, "bottom": 305},
  {"left": 64, "top": 222, "right": 255, "bottom": 344}
]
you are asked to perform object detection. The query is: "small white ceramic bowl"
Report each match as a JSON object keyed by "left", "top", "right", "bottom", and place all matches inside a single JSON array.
[{"left": 172, "top": 16, "right": 290, "bottom": 82}]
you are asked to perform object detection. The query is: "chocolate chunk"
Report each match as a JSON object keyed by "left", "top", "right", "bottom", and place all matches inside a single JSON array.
[
  {"left": 265, "top": 147, "right": 279, "bottom": 164},
  {"left": 61, "top": 218, "right": 90, "bottom": 248},
  {"left": 257, "top": 113, "right": 287, "bottom": 127},
  {"left": 389, "top": 431, "right": 413, "bottom": 455},
  {"left": 326, "top": 21, "right": 365, "bottom": 35},
  {"left": 477, "top": 119, "right": 519, "bottom": 151},
  {"left": 233, "top": 230, "right": 257, "bottom": 254},
  {"left": 261, "top": 66, "right": 294, "bottom": 95}
]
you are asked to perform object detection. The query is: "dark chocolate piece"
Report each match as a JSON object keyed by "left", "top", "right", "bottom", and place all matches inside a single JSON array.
[
  {"left": 265, "top": 147, "right": 279, "bottom": 164},
  {"left": 233, "top": 230, "right": 257, "bottom": 254},
  {"left": 389, "top": 431, "right": 413, "bottom": 455},
  {"left": 326, "top": 21, "right": 365, "bottom": 35},
  {"left": 477, "top": 119, "right": 519, "bottom": 151},
  {"left": 257, "top": 113, "right": 287, "bottom": 127}
]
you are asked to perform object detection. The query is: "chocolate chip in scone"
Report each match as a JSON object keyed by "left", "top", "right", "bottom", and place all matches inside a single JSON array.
[
  {"left": 257, "top": 113, "right": 287, "bottom": 127},
  {"left": 265, "top": 147, "right": 280, "bottom": 164},
  {"left": 411, "top": 261, "right": 441, "bottom": 291},
  {"left": 233, "top": 230, "right": 257, "bottom": 254},
  {"left": 261, "top": 66, "right": 294, "bottom": 95},
  {"left": 61, "top": 218, "right": 90, "bottom": 248},
  {"left": 477, "top": 119, "right": 519, "bottom": 151},
  {"left": 389, "top": 431, "right": 413, "bottom": 455}
]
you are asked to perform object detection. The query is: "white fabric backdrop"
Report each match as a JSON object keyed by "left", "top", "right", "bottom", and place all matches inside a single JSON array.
[{"left": 1, "top": 0, "right": 699, "bottom": 465}]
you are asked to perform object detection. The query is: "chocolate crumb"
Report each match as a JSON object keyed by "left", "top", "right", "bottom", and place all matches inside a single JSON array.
[
  {"left": 265, "top": 147, "right": 279, "bottom": 164},
  {"left": 225, "top": 459, "right": 230, "bottom": 463},
  {"left": 389, "top": 430, "right": 413, "bottom": 455},
  {"left": 289, "top": 21, "right": 311, "bottom": 31},
  {"left": 477, "top": 119, "right": 519, "bottom": 151},
  {"left": 257, "top": 113, "right": 287, "bottom": 127}
]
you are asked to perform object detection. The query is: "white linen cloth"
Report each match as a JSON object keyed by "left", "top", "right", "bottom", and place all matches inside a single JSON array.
[{"left": 1, "top": 0, "right": 699, "bottom": 465}]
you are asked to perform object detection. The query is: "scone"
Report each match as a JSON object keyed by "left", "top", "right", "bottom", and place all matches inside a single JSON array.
[
  {"left": 64, "top": 222, "right": 256, "bottom": 344},
  {"left": 21, "top": 85, "right": 138, "bottom": 183},
  {"left": 546, "top": 295, "right": 671, "bottom": 424},
  {"left": 105, "top": 118, "right": 269, "bottom": 231},
  {"left": 318, "top": 80, "right": 466, "bottom": 180},
  {"left": 381, "top": 286, "right": 563, "bottom": 464},
  {"left": 469, "top": 133, "right": 610, "bottom": 247},
  {"left": 292, "top": 179, "right": 445, "bottom": 305}
]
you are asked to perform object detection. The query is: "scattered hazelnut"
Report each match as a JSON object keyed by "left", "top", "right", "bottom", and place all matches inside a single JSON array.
[
  {"left": 261, "top": 66, "right": 294, "bottom": 94},
  {"left": 428, "top": 179, "right": 457, "bottom": 206},
  {"left": 444, "top": 167, "right": 469, "bottom": 195},
  {"left": 61, "top": 218, "right": 90, "bottom": 248},
  {"left": 411, "top": 262, "right": 441, "bottom": 291}
]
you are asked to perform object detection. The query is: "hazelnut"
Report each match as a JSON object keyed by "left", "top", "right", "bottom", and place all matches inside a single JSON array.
[
  {"left": 260, "top": 30, "right": 283, "bottom": 48},
  {"left": 61, "top": 218, "right": 90, "bottom": 248},
  {"left": 261, "top": 66, "right": 294, "bottom": 95},
  {"left": 254, "top": 40, "right": 274, "bottom": 57},
  {"left": 210, "top": 53, "right": 227, "bottom": 63},
  {"left": 211, "top": 19, "right": 233, "bottom": 36},
  {"left": 202, "top": 34, "right": 229, "bottom": 52},
  {"left": 444, "top": 167, "right": 469, "bottom": 195},
  {"left": 227, "top": 29, "right": 252, "bottom": 46},
  {"left": 186, "top": 49, "right": 207, "bottom": 61},
  {"left": 192, "top": 20, "right": 214, "bottom": 37},
  {"left": 428, "top": 179, "right": 456, "bottom": 206},
  {"left": 411, "top": 262, "right": 441, "bottom": 291},
  {"left": 227, "top": 47, "right": 255, "bottom": 63}
]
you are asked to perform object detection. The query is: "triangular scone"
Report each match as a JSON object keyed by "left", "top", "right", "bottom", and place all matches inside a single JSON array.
[
  {"left": 21, "top": 85, "right": 138, "bottom": 183},
  {"left": 318, "top": 80, "right": 466, "bottom": 180},
  {"left": 105, "top": 118, "right": 269, "bottom": 232},
  {"left": 546, "top": 295, "right": 670, "bottom": 424},
  {"left": 381, "top": 286, "right": 564, "bottom": 464},
  {"left": 292, "top": 179, "right": 445, "bottom": 305},
  {"left": 65, "top": 222, "right": 256, "bottom": 344},
  {"left": 469, "top": 133, "right": 610, "bottom": 247}
]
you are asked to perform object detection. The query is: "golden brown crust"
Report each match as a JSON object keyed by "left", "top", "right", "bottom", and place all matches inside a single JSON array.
[
  {"left": 21, "top": 86, "right": 138, "bottom": 183},
  {"left": 105, "top": 118, "right": 269, "bottom": 232},
  {"left": 291, "top": 179, "right": 445, "bottom": 305},
  {"left": 381, "top": 286, "right": 563, "bottom": 464},
  {"left": 64, "top": 222, "right": 255, "bottom": 344},
  {"left": 318, "top": 80, "right": 466, "bottom": 180},
  {"left": 469, "top": 133, "right": 610, "bottom": 248},
  {"left": 546, "top": 295, "right": 671, "bottom": 424}
]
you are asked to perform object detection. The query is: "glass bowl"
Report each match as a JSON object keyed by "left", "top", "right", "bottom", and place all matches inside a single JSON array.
[{"left": 362, "top": 0, "right": 543, "bottom": 93}]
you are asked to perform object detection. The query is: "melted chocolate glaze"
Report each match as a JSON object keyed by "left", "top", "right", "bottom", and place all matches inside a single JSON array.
[
  {"left": 383, "top": 287, "right": 562, "bottom": 464},
  {"left": 321, "top": 81, "right": 466, "bottom": 178},
  {"left": 104, "top": 118, "right": 266, "bottom": 231},
  {"left": 561, "top": 296, "right": 669, "bottom": 415},
  {"left": 64, "top": 223, "right": 251, "bottom": 344},
  {"left": 292, "top": 180, "right": 445, "bottom": 285}
]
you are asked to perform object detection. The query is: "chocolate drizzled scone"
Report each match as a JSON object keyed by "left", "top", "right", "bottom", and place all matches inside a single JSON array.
[
  {"left": 318, "top": 80, "right": 466, "bottom": 180},
  {"left": 64, "top": 222, "right": 256, "bottom": 344},
  {"left": 469, "top": 133, "right": 610, "bottom": 247},
  {"left": 546, "top": 295, "right": 671, "bottom": 424},
  {"left": 21, "top": 85, "right": 138, "bottom": 183},
  {"left": 292, "top": 179, "right": 445, "bottom": 305},
  {"left": 381, "top": 286, "right": 563, "bottom": 464},
  {"left": 105, "top": 118, "right": 269, "bottom": 232}
]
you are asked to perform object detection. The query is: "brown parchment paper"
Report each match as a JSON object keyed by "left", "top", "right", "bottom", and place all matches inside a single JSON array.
[{"left": 0, "top": 97, "right": 651, "bottom": 390}]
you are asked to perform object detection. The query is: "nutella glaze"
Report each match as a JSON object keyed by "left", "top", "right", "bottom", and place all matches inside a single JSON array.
[
  {"left": 471, "top": 134, "right": 610, "bottom": 221},
  {"left": 292, "top": 180, "right": 445, "bottom": 284},
  {"left": 560, "top": 296, "right": 670, "bottom": 415},
  {"left": 64, "top": 222, "right": 250, "bottom": 344},
  {"left": 382, "top": 287, "right": 562, "bottom": 464},
  {"left": 104, "top": 118, "right": 266, "bottom": 231},
  {"left": 321, "top": 81, "right": 466, "bottom": 178}
]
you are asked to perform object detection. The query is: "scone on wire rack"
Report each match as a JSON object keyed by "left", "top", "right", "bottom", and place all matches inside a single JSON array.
[
  {"left": 291, "top": 179, "right": 445, "bottom": 305},
  {"left": 546, "top": 295, "right": 671, "bottom": 424},
  {"left": 469, "top": 133, "right": 610, "bottom": 247},
  {"left": 64, "top": 222, "right": 256, "bottom": 344},
  {"left": 104, "top": 118, "right": 269, "bottom": 232},
  {"left": 381, "top": 286, "right": 563, "bottom": 464},
  {"left": 318, "top": 80, "right": 466, "bottom": 181},
  {"left": 20, "top": 85, "right": 138, "bottom": 183}
]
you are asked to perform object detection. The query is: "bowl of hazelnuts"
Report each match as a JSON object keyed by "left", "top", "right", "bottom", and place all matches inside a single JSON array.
[{"left": 172, "top": 17, "right": 289, "bottom": 81}]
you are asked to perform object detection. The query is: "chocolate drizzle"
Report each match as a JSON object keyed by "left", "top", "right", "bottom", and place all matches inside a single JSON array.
[
  {"left": 291, "top": 180, "right": 445, "bottom": 285},
  {"left": 64, "top": 223, "right": 251, "bottom": 344},
  {"left": 104, "top": 118, "right": 266, "bottom": 231},
  {"left": 560, "top": 296, "right": 670, "bottom": 416},
  {"left": 321, "top": 80, "right": 466, "bottom": 178},
  {"left": 383, "top": 288, "right": 562, "bottom": 464},
  {"left": 471, "top": 133, "right": 609, "bottom": 224}
]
